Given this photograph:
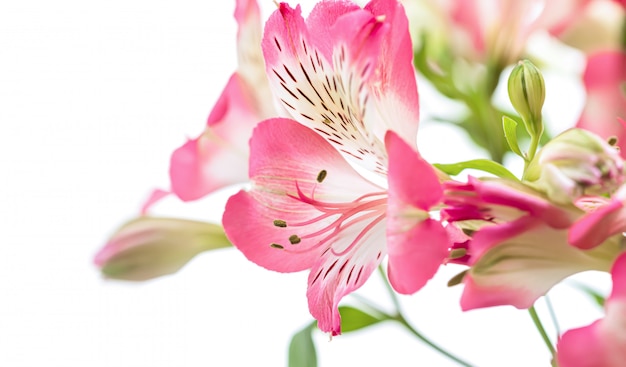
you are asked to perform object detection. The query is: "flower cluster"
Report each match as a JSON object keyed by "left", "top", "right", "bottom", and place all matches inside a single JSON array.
[{"left": 96, "top": 0, "right": 626, "bottom": 365}]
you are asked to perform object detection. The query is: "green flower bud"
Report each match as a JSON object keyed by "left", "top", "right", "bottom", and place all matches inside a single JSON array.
[
  {"left": 95, "top": 217, "right": 231, "bottom": 281},
  {"left": 526, "top": 128, "right": 624, "bottom": 204},
  {"left": 507, "top": 60, "right": 546, "bottom": 139}
]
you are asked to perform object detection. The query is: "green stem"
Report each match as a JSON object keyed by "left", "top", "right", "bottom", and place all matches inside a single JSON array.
[
  {"left": 544, "top": 295, "right": 561, "bottom": 337},
  {"left": 377, "top": 267, "right": 476, "bottom": 367},
  {"left": 522, "top": 132, "right": 541, "bottom": 178},
  {"left": 528, "top": 305, "right": 556, "bottom": 356}
]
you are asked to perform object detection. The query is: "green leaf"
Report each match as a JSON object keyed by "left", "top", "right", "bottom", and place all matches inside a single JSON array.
[
  {"left": 338, "top": 306, "right": 384, "bottom": 333},
  {"left": 288, "top": 323, "right": 317, "bottom": 367},
  {"left": 434, "top": 159, "right": 519, "bottom": 181},
  {"left": 502, "top": 116, "right": 524, "bottom": 158},
  {"left": 572, "top": 282, "right": 606, "bottom": 308}
]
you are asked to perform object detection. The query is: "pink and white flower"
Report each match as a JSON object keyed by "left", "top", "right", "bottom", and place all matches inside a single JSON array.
[
  {"left": 223, "top": 0, "right": 449, "bottom": 335},
  {"left": 169, "top": 0, "right": 278, "bottom": 202},
  {"left": 443, "top": 178, "right": 620, "bottom": 310},
  {"left": 557, "top": 251, "right": 626, "bottom": 367}
]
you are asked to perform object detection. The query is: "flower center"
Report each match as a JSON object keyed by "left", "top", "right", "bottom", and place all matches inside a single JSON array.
[{"left": 270, "top": 173, "right": 387, "bottom": 257}]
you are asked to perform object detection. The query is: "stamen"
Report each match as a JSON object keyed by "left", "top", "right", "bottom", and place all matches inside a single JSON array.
[
  {"left": 447, "top": 270, "right": 468, "bottom": 287},
  {"left": 273, "top": 219, "right": 287, "bottom": 228},
  {"left": 270, "top": 243, "right": 284, "bottom": 249},
  {"left": 449, "top": 248, "right": 467, "bottom": 259},
  {"left": 317, "top": 170, "right": 327, "bottom": 183},
  {"left": 277, "top": 180, "right": 388, "bottom": 256}
]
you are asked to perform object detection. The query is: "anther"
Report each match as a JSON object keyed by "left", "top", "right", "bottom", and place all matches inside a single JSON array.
[
  {"left": 270, "top": 243, "right": 284, "bottom": 249},
  {"left": 447, "top": 270, "right": 468, "bottom": 287},
  {"left": 608, "top": 136, "right": 618, "bottom": 146},
  {"left": 289, "top": 235, "right": 301, "bottom": 245},
  {"left": 449, "top": 248, "right": 467, "bottom": 259},
  {"left": 273, "top": 219, "right": 287, "bottom": 228},
  {"left": 317, "top": 170, "right": 327, "bottom": 183}
]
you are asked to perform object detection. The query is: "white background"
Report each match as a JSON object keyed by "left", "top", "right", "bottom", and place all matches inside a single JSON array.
[{"left": 0, "top": 1, "right": 610, "bottom": 366}]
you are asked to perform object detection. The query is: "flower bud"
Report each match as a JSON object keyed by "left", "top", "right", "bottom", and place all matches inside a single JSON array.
[
  {"left": 526, "top": 128, "right": 625, "bottom": 204},
  {"left": 94, "top": 217, "right": 231, "bottom": 281},
  {"left": 507, "top": 60, "right": 546, "bottom": 138}
]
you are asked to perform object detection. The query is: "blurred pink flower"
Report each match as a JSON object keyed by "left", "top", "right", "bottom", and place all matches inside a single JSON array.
[
  {"left": 406, "top": 0, "right": 591, "bottom": 65},
  {"left": 557, "top": 251, "right": 626, "bottom": 367},
  {"left": 576, "top": 51, "right": 626, "bottom": 158}
]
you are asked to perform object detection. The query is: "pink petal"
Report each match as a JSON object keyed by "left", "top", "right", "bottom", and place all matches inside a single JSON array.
[
  {"left": 461, "top": 217, "right": 612, "bottom": 310},
  {"left": 449, "top": 0, "right": 485, "bottom": 53},
  {"left": 169, "top": 0, "right": 275, "bottom": 201},
  {"left": 609, "top": 250, "right": 626, "bottom": 300},
  {"left": 385, "top": 131, "right": 448, "bottom": 294},
  {"left": 557, "top": 252, "right": 626, "bottom": 367},
  {"left": 169, "top": 74, "right": 258, "bottom": 201},
  {"left": 306, "top": 218, "right": 386, "bottom": 335},
  {"left": 474, "top": 179, "right": 574, "bottom": 228},
  {"left": 577, "top": 51, "right": 626, "bottom": 158},
  {"left": 557, "top": 319, "right": 609, "bottom": 367},
  {"left": 443, "top": 177, "right": 576, "bottom": 229},
  {"left": 387, "top": 219, "right": 449, "bottom": 294},
  {"left": 140, "top": 189, "right": 170, "bottom": 215},
  {"left": 223, "top": 118, "right": 385, "bottom": 273},
  {"left": 385, "top": 131, "right": 441, "bottom": 209},
  {"left": 262, "top": 1, "right": 419, "bottom": 176},
  {"left": 233, "top": 0, "right": 276, "bottom": 119},
  {"left": 569, "top": 199, "right": 626, "bottom": 250},
  {"left": 538, "top": 0, "right": 592, "bottom": 36},
  {"left": 364, "top": 0, "right": 420, "bottom": 145}
]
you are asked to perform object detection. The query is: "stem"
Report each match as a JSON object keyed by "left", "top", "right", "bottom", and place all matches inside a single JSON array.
[
  {"left": 377, "top": 267, "right": 476, "bottom": 367},
  {"left": 522, "top": 132, "right": 541, "bottom": 178},
  {"left": 528, "top": 305, "right": 556, "bottom": 356},
  {"left": 544, "top": 295, "right": 561, "bottom": 337},
  {"left": 393, "top": 313, "right": 476, "bottom": 367}
]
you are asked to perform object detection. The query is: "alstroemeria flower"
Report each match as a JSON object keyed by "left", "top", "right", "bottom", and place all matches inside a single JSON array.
[
  {"left": 458, "top": 217, "right": 619, "bottom": 310},
  {"left": 557, "top": 251, "right": 626, "bottom": 367},
  {"left": 224, "top": 0, "right": 446, "bottom": 336},
  {"left": 406, "top": 0, "right": 591, "bottom": 66},
  {"left": 576, "top": 50, "right": 626, "bottom": 158},
  {"left": 223, "top": 119, "right": 448, "bottom": 336},
  {"left": 443, "top": 178, "right": 621, "bottom": 310},
  {"left": 169, "top": 0, "right": 277, "bottom": 202}
]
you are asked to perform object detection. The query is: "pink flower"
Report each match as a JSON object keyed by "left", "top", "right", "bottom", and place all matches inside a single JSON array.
[
  {"left": 576, "top": 51, "right": 626, "bottom": 158},
  {"left": 410, "top": 0, "right": 591, "bottom": 65},
  {"left": 443, "top": 178, "right": 619, "bottom": 310},
  {"left": 168, "top": 0, "right": 278, "bottom": 202},
  {"left": 223, "top": 0, "right": 448, "bottom": 335},
  {"left": 557, "top": 251, "right": 626, "bottom": 367}
]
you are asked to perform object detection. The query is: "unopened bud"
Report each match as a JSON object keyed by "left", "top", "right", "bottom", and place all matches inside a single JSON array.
[
  {"left": 94, "top": 217, "right": 231, "bottom": 281},
  {"left": 526, "top": 128, "right": 625, "bottom": 204},
  {"left": 508, "top": 60, "right": 546, "bottom": 138}
]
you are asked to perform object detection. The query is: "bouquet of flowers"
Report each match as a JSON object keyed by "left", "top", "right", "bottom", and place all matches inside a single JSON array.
[{"left": 95, "top": 0, "right": 626, "bottom": 365}]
